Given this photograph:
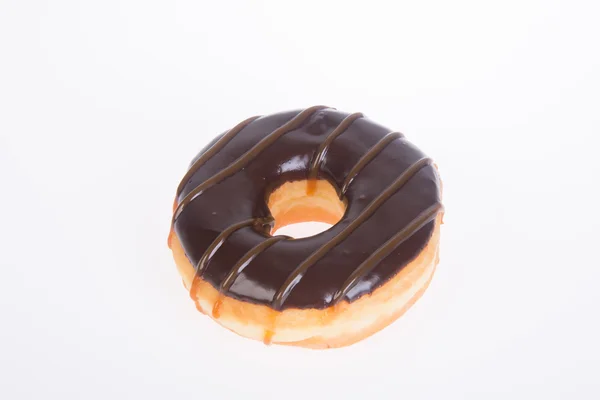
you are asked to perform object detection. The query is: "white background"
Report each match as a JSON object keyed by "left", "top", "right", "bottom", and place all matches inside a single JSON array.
[{"left": 1, "top": 0, "right": 599, "bottom": 399}]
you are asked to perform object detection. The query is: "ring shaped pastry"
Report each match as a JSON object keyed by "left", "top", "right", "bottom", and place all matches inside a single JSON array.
[{"left": 168, "top": 106, "right": 444, "bottom": 349}]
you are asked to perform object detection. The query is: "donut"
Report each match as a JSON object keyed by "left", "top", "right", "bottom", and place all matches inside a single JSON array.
[{"left": 168, "top": 106, "right": 444, "bottom": 349}]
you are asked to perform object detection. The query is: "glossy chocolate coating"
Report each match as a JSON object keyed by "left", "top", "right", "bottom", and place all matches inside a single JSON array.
[{"left": 173, "top": 107, "right": 442, "bottom": 310}]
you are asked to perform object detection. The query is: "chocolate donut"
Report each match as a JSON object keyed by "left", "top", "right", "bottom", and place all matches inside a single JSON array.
[{"left": 168, "top": 106, "right": 444, "bottom": 348}]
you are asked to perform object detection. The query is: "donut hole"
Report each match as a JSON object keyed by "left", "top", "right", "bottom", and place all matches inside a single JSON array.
[
  {"left": 274, "top": 221, "right": 335, "bottom": 239},
  {"left": 267, "top": 179, "right": 346, "bottom": 238}
]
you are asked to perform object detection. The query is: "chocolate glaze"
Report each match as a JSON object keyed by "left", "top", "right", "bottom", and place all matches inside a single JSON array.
[{"left": 173, "top": 107, "right": 443, "bottom": 310}]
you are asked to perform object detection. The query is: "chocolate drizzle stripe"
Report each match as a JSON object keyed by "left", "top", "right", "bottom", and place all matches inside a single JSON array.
[
  {"left": 194, "top": 218, "right": 264, "bottom": 279},
  {"left": 340, "top": 131, "right": 405, "bottom": 196},
  {"left": 220, "top": 236, "right": 288, "bottom": 292},
  {"left": 307, "top": 112, "right": 364, "bottom": 180},
  {"left": 176, "top": 115, "right": 261, "bottom": 196},
  {"left": 172, "top": 105, "right": 330, "bottom": 224},
  {"left": 271, "top": 156, "right": 434, "bottom": 310},
  {"left": 331, "top": 202, "right": 443, "bottom": 304}
]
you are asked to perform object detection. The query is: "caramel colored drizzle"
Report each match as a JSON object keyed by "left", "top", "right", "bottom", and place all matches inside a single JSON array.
[
  {"left": 340, "top": 131, "right": 405, "bottom": 196},
  {"left": 194, "top": 218, "right": 262, "bottom": 279},
  {"left": 271, "top": 157, "right": 434, "bottom": 310},
  {"left": 306, "top": 112, "right": 363, "bottom": 194},
  {"left": 188, "top": 218, "right": 264, "bottom": 303},
  {"left": 212, "top": 295, "right": 223, "bottom": 318},
  {"left": 263, "top": 312, "right": 278, "bottom": 345},
  {"left": 192, "top": 222, "right": 287, "bottom": 320},
  {"left": 220, "top": 236, "right": 288, "bottom": 292},
  {"left": 172, "top": 105, "right": 329, "bottom": 224},
  {"left": 331, "top": 202, "right": 443, "bottom": 304},
  {"left": 176, "top": 115, "right": 261, "bottom": 196},
  {"left": 210, "top": 237, "right": 288, "bottom": 322},
  {"left": 263, "top": 330, "right": 275, "bottom": 345}
]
